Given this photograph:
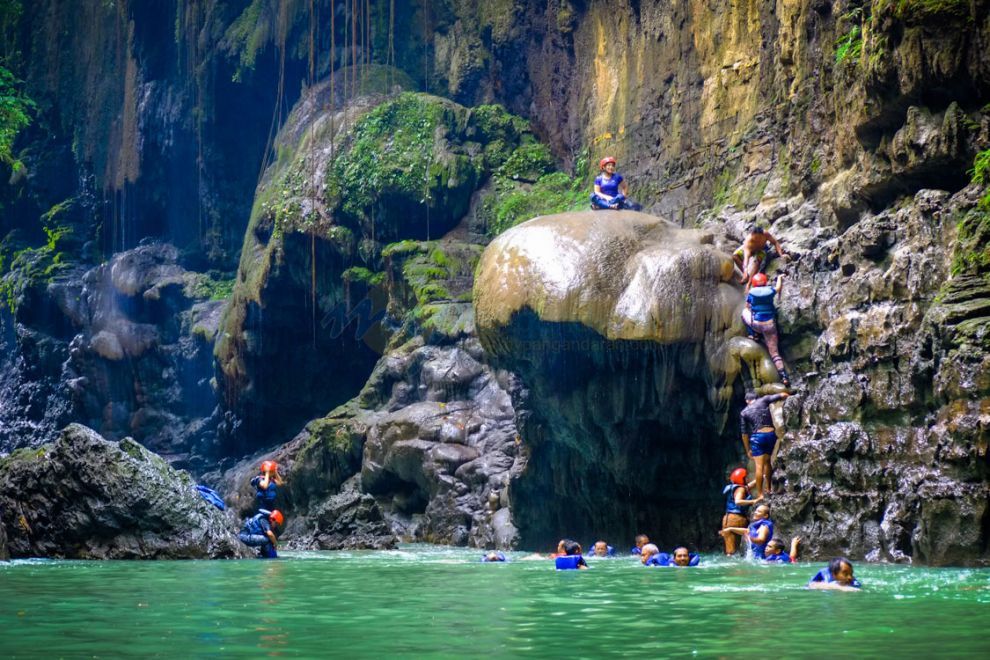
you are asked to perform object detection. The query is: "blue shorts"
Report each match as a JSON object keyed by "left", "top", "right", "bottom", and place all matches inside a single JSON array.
[{"left": 750, "top": 431, "right": 777, "bottom": 457}]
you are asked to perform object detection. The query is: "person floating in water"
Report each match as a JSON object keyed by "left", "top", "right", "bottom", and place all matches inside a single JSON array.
[
  {"left": 640, "top": 543, "right": 661, "bottom": 565},
  {"left": 645, "top": 546, "right": 700, "bottom": 567},
  {"left": 251, "top": 460, "right": 283, "bottom": 512},
  {"left": 808, "top": 557, "right": 861, "bottom": 591},
  {"left": 734, "top": 224, "right": 789, "bottom": 284},
  {"left": 631, "top": 534, "right": 650, "bottom": 555},
  {"left": 591, "top": 156, "right": 632, "bottom": 210},
  {"left": 555, "top": 539, "right": 589, "bottom": 570},
  {"left": 592, "top": 540, "right": 615, "bottom": 557},
  {"left": 740, "top": 389, "right": 790, "bottom": 496},
  {"left": 239, "top": 509, "right": 284, "bottom": 559},
  {"left": 482, "top": 551, "right": 507, "bottom": 562},
  {"left": 720, "top": 503, "right": 773, "bottom": 559},
  {"left": 764, "top": 536, "right": 801, "bottom": 563},
  {"left": 743, "top": 272, "right": 791, "bottom": 386},
  {"left": 721, "top": 467, "right": 762, "bottom": 555}
]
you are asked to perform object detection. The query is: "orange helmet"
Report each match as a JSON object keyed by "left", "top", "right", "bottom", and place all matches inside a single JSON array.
[
  {"left": 730, "top": 468, "right": 748, "bottom": 485},
  {"left": 599, "top": 156, "right": 617, "bottom": 170},
  {"left": 751, "top": 273, "right": 768, "bottom": 287},
  {"left": 269, "top": 510, "right": 284, "bottom": 527},
  {"left": 260, "top": 460, "right": 278, "bottom": 474}
]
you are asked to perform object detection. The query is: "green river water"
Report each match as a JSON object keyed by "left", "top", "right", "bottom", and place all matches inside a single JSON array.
[{"left": 1, "top": 546, "right": 988, "bottom": 658}]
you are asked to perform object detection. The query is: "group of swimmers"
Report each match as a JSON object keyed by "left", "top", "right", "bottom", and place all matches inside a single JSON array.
[{"left": 237, "top": 460, "right": 286, "bottom": 558}]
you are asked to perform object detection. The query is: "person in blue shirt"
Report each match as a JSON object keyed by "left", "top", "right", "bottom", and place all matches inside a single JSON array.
[
  {"left": 809, "top": 557, "right": 862, "bottom": 591},
  {"left": 251, "top": 460, "right": 283, "bottom": 511},
  {"left": 763, "top": 536, "right": 801, "bottom": 563},
  {"left": 238, "top": 509, "right": 284, "bottom": 558},
  {"left": 591, "top": 157, "right": 630, "bottom": 209},
  {"left": 743, "top": 271, "right": 790, "bottom": 386}
]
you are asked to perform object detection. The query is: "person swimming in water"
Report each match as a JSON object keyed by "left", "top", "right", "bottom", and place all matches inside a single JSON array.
[
  {"left": 808, "top": 557, "right": 861, "bottom": 591},
  {"left": 631, "top": 534, "right": 650, "bottom": 555},
  {"left": 720, "top": 503, "right": 774, "bottom": 559},
  {"left": 592, "top": 540, "right": 615, "bottom": 557},
  {"left": 482, "top": 551, "right": 507, "bottom": 562},
  {"left": 645, "top": 546, "right": 700, "bottom": 567},
  {"left": 764, "top": 536, "right": 801, "bottom": 563},
  {"left": 556, "top": 539, "right": 589, "bottom": 569},
  {"left": 640, "top": 543, "right": 661, "bottom": 565},
  {"left": 733, "top": 224, "right": 789, "bottom": 284},
  {"left": 740, "top": 390, "right": 790, "bottom": 496},
  {"left": 722, "top": 467, "right": 762, "bottom": 556}
]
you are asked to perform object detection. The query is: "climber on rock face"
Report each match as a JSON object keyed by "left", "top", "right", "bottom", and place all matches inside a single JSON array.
[
  {"left": 591, "top": 157, "right": 630, "bottom": 210},
  {"left": 742, "top": 272, "right": 790, "bottom": 386},
  {"left": 734, "top": 224, "right": 788, "bottom": 284},
  {"left": 740, "top": 390, "right": 789, "bottom": 496},
  {"left": 721, "top": 467, "right": 762, "bottom": 555}
]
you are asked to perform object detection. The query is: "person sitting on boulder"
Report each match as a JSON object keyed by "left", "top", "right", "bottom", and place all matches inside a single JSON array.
[
  {"left": 808, "top": 557, "right": 862, "bottom": 591},
  {"left": 239, "top": 509, "right": 284, "bottom": 559},
  {"left": 591, "top": 157, "right": 630, "bottom": 210},
  {"left": 631, "top": 533, "right": 650, "bottom": 555},
  {"left": 742, "top": 272, "right": 790, "bottom": 386},
  {"left": 720, "top": 503, "right": 773, "bottom": 559},
  {"left": 740, "top": 390, "right": 790, "bottom": 496},
  {"left": 733, "top": 224, "right": 789, "bottom": 283},
  {"left": 721, "top": 467, "right": 762, "bottom": 555},
  {"left": 764, "top": 536, "right": 801, "bottom": 563},
  {"left": 251, "top": 460, "right": 283, "bottom": 511}
]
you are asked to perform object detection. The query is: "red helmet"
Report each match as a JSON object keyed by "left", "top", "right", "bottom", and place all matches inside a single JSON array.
[
  {"left": 260, "top": 460, "right": 278, "bottom": 474},
  {"left": 269, "top": 510, "right": 284, "bottom": 527},
  {"left": 730, "top": 468, "right": 748, "bottom": 485},
  {"left": 599, "top": 156, "right": 617, "bottom": 170},
  {"left": 751, "top": 273, "right": 768, "bottom": 287}
]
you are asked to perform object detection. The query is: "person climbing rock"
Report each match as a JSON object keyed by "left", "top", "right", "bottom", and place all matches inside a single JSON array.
[
  {"left": 740, "top": 389, "right": 790, "bottom": 496},
  {"left": 742, "top": 272, "right": 791, "bottom": 386},
  {"left": 720, "top": 503, "right": 773, "bottom": 559},
  {"left": 591, "top": 157, "right": 631, "bottom": 210},
  {"left": 238, "top": 509, "right": 284, "bottom": 559},
  {"left": 733, "top": 225, "right": 789, "bottom": 283},
  {"left": 764, "top": 536, "right": 801, "bottom": 563},
  {"left": 721, "top": 467, "right": 762, "bottom": 555},
  {"left": 631, "top": 533, "right": 651, "bottom": 555},
  {"left": 808, "top": 557, "right": 862, "bottom": 591},
  {"left": 251, "top": 460, "right": 283, "bottom": 512}
]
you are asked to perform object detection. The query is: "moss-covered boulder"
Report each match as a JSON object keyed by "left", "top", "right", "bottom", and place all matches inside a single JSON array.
[{"left": 0, "top": 424, "right": 246, "bottom": 559}]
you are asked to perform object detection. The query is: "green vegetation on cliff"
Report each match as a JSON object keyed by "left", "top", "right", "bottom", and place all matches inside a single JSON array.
[
  {"left": 0, "top": 224, "right": 71, "bottom": 312},
  {"left": 950, "top": 149, "right": 990, "bottom": 278},
  {"left": 480, "top": 172, "right": 588, "bottom": 237}
]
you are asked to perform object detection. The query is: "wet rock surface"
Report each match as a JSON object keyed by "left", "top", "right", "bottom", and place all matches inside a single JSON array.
[{"left": 0, "top": 424, "right": 246, "bottom": 559}]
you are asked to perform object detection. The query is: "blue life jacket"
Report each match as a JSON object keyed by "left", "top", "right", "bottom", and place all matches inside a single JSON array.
[
  {"left": 747, "top": 286, "right": 777, "bottom": 321},
  {"left": 748, "top": 519, "right": 774, "bottom": 559},
  {"left": 646, "top": 552, "right": 701, "bottom": 567},
  {"left": 243, "top": 512, "right": 272, "bottom": 537},
  {"left": 251, "top": 476, "right": 278, "bottom": 505},
  {"left": 630, "top": 547, "right": 642, "bottom": 555},
  {"left": 723, "top": 484, "right": 750, "bottom": 516},
  {"left": 764, "top": 552, "right": 791, "bottom": 563},
  {"left": 555, "top": 555, "right": 586, "bottom": 570},
  {"left": 195, "top": 485, "right": 226, "bottom": 511},
  {"left": 481, "top": 552, "right": 506, "bottom": 562},
  {"left": 810, "top": 567, "right": 862, "bottom": 588}
]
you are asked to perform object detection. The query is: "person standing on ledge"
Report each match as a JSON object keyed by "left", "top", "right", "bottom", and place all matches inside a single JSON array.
[
  {"left": 742, "top": 272, "right": 790, "bottom": 386},
  {"left": 733, "top": 224, "right": 789, "bottom": 284},
  {"left": 251, "top": 460, "right": 283, "bottom": 512},
  {"left": 740, "top": 390, "right": 790, "bottom": 496},
  {"left": 591, "top": 156, "right": 630, "bottom": 210}
]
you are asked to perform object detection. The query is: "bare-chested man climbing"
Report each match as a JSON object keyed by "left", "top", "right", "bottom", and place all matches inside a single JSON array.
[{"left": 734, "top": 225, "right": 788, "bottom": 284}]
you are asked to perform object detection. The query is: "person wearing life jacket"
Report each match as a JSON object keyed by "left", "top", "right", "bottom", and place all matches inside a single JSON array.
[
  {"left": 721, "top": 467, "right": 763, "bottom": 555},
  {"left": 743, "top": 272, "right": 790, "bottom": 386},
  {"left": 720, "top": 503, "right": 773, "bottom": 559},
  {"left": 808, "top": 557, "right": 862, "bottom": 591},
  {"left": 733, "top": 224, "right": 789, "bottom": 284},
  {"left": 645, "top": 546, "right": 701, "bottom": 567},
  {"left": 764, "top": 536, "right": 801, "bottom": 563},
  {"left": 591, "top": 157, "right": 630, "bottom": 210},
  {"left": 740, "top": 389, "right": 790, "bottom": 497},
  {"left": 640, "top": 543, "right": 661, "bottom": 565},
  {"left": 251, "top": 460, "right": 283, "bottom": 512},
  {"left": 238, "top": 509, "right": 284, "bottom": 559},
  {"left": 630, "top": 533, "right": 650, "bottom": 555},
  {"left": 555, "top": 539, "right": 589, "bottom": 570},
  {"left": 482, "top": 551, "right": 507, "bottom": 562},
  {"left": 592, "top": 540, "right": 615, "bottom": 557}
]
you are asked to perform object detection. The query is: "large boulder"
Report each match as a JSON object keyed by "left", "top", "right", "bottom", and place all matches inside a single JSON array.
[{"left": 0, "top": 424, "right": 247, "bottom": 559}]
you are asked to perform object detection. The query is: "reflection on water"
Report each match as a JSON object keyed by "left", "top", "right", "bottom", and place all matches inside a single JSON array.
[{"left": 1, "top": 546, "right": 988, "bottom": 657}]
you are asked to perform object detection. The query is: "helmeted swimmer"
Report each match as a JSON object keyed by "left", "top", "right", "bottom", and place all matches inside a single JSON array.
[
  {"left": 808, "top": 557, "right": 861, "bottom": 591},
  {"left": 743, "top": 272, "right": 791, "bottom": 386},
  {"left": 591, "top": 157, "right": 631, "bottom": 210},
  {"left": 238, "top": 509, "right": 284, "bottom": 559},
  {"left": 721, "top": 467, "right": 762, "bottom": 555},
  {"left": 251, "top": 460, "right": 284, "bottom": 511}
]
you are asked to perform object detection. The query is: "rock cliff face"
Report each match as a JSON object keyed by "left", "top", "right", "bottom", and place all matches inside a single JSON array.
[{"left": 0, "top": 424, "right": 246, "bottom": 559}]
